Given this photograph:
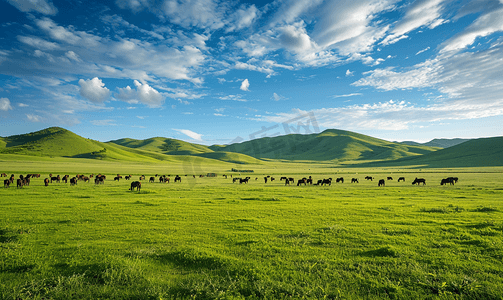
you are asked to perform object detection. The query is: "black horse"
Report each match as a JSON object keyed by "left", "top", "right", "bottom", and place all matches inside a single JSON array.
[
  {"left": 378, "top": 179, "right": 385, "bottom": 187},
  {"left": 440, "top": 178, "right": 454, "bottom": 185},
  {"left": 412, "top": 178, "right": 426, "bottom": 185},
  {"left": 130, "top": 181, "right": 141, "bottom": 191}
]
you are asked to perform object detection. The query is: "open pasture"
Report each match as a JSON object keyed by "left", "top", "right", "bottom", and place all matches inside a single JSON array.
[{"left": 1, "top": 165, "right": 503, "bottom": 299}]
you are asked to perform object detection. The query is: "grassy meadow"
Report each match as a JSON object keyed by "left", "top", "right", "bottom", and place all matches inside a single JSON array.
[{"left": 1, "top": 157, "right": 503, "bottom": 299}]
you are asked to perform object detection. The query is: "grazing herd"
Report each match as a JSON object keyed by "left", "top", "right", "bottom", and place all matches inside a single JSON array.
[{"left": 1, "top": 171, "right": 460, "bottom": 191}]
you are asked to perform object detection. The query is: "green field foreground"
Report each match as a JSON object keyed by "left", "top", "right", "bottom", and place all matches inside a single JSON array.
[{"left": 1, "top": 164, "right": 503, "bottom": 299}]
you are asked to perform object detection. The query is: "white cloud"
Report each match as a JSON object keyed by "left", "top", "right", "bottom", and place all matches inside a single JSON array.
[
  {"left": 18, "top": 103, "right": 29, "bottom": 107},
  {"left": 441, "top": 7, "right": 503, "bottom": 53},
  {"left": 381, "top": 0, "right": 447, "bottom": 46},
  {"left": 91, "top": 119, "right": 117, "bottom": 126},
  {"left": 6, "top": 0, "right": 58, "bottom": 15},
  {"left": 311, "top": 0, "right": 395, "bottom": 52},
  {"left": 332, "top": 93, "right": 362, "bottom": 98},
  {"left": 17, "top": 36, "right": 59, "bottom": 50},
  {"left": 116, "top": 0, "right": 226, "bottom": 30},
  {"left": 218, "top": 94, "right": 247, "bottom": 102},
  {"left": 416, "top": 47, "right": 430, "bottom": 55},
  {"left": 346, "top": 69, "right": 354, "bottom": 77},
  {"left": 0, "top": 98, "right": 13, "bottom": 111},
  {"left": 173, "top": 128, "right": 203, "bottom": 141},
  {"left": 271, "top": 93, "right": 286, "bottom": 101},
  {"left": 116, "top": 80, "right": 164, "bottom": 108},
  {"left": 352, "top": 40, "right": 503, "bottom": 121},
  {"left": 240, "top": 79, "right": 250, "bottom": 91},
  {"left": 26, "top": 114, "right": 42, "bottom": 122},
  {"left": 226, "top": 4, "right": 259, "bottom": 32},
  {"left": 79, "top": 77, "right": 111, "bottom": 103}
]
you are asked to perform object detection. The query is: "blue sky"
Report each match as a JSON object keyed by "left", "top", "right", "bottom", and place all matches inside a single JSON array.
[{"left": 1, "top": 0, "right": 503, "bottom": 145}]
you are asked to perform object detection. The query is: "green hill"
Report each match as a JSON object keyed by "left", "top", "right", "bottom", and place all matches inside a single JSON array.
[
  {"left": 210, "top": 129, "right": 439, "bottom": 163},
  {"left": 0, "top": 127, "right": 217, "bottom": 164},
  {"left": 108, "top": 137, "right": 213, "bottom": 155},
  {"left": 376, "top": 136, "right": 503, "bottom": 167},
  {"left": 0, "top": 127, "right": 104, "bottom": 157}
]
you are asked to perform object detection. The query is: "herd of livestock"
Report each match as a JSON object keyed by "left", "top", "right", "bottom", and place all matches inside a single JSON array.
[{"left": 2, "top": 172, "right": 459, "bottom": 191}]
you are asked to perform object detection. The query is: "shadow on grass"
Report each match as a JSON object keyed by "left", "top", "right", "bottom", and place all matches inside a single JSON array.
[
  {"left": 152, "top": 250, "right": 226, "bottom": 271},
  {"left": 359, "top": 246, "right": 400, "bottom": 258}
]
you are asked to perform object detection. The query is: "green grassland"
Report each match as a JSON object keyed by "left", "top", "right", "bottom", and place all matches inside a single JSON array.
[
  {"left": 2, "top": 127, "right": 503, "bottom": 299},
  {"left": 1, "top": 160, "right": 503, "bottom": 299}
]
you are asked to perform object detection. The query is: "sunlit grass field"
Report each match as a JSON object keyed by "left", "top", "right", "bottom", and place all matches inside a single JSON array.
[{"left": 1, "top": 159, "right": 503, "bottom": 299}]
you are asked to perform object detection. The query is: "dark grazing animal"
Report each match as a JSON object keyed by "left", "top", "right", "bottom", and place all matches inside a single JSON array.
[
  {"left": 70, "top": 177, "right": 77, "bottom": 186},
  {"left": 4, "top": 179, "right": 10, "bottom": 188},
  {"left": 365, "top": 176, "right": 373, "bottom": 181},
  {"left": 378, "top": 179, "right": 385, "bottom": 187},
  {"left": 51, "top": 175, "right": 60, "bottom": 183},
  {"left": 174, "top": 175, "right": 181, "bottom": 182},
  {"left": 412, "top": 178, "right": 426, "bottom": 185},
  {"left": 44, "top": 178, "right": 49, "bottom": 186},
  {"left": 351, "top": 178, "right": 359, "bottom": 183},
  {"left": 297, "top": 178, "right": 307, "bottom": 186},
  {"left": 387, "top": 177, "right": 393, "bottom": 180},
  {"left": 149, "top": 177, "right": 155, "bottom": 183},
  {"left": 398, "top": 177, "right": 405, "bottom": 182},
  {"left": 447, "top": 177, "right": 458, "bottom": 183},
  {"left": 240, "top": 177, "right": 250, "bottom": 184},
  {"left": 17, "top": 178, "right": 24, "bottom": 188},
  {"left": 440, "top": 178, "right": 454, "bottom": 185},
  {"left": 336, "top": 177, "right": 344, "bottom": 183},
  {"left": 321, "top": 178, "right": 332, "bottom": 186},
  {"left": 130, "top": 181, "right": 141, "bottom": 191}
]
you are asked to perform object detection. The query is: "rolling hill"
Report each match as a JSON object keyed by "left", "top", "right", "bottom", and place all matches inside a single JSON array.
[
  {"left": 209, "top": 129, "right": 440, "bottom": 163},
  {"left": 108, "top": 137, "right": 213, "bottom": 155},
  {"left": 2, "top": 127, "right": 502, "bottom": 167},
  {"left": 363, "top": 136, "right": 503, "bottom": 167},
  {"left": 0, "top": 127, "right": 261, "bottom": 165}
]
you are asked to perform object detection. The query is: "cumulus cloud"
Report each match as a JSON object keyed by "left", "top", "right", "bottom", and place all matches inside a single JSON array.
[
  {"left": 240, "top": 79, "right": 250, "bottom": 91},
  {"left": 0, "top": 98, "right": 13, "bottom": 111},
  {"left": 6, "top": 0, "right": 58, "bottom": 15},
  {"left": 79, "top": 77, "right": 111, "bottom": 103},
  {"left": 116, "top": 80, "right": 164, "bottom": 108},
  {"left": 173, "top": 128, "right": 203, "bottom": 141}
]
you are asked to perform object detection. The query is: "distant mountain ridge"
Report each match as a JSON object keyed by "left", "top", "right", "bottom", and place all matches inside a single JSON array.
[{"left": 398, "top": 138, "right": 471, "bottom": 148}]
